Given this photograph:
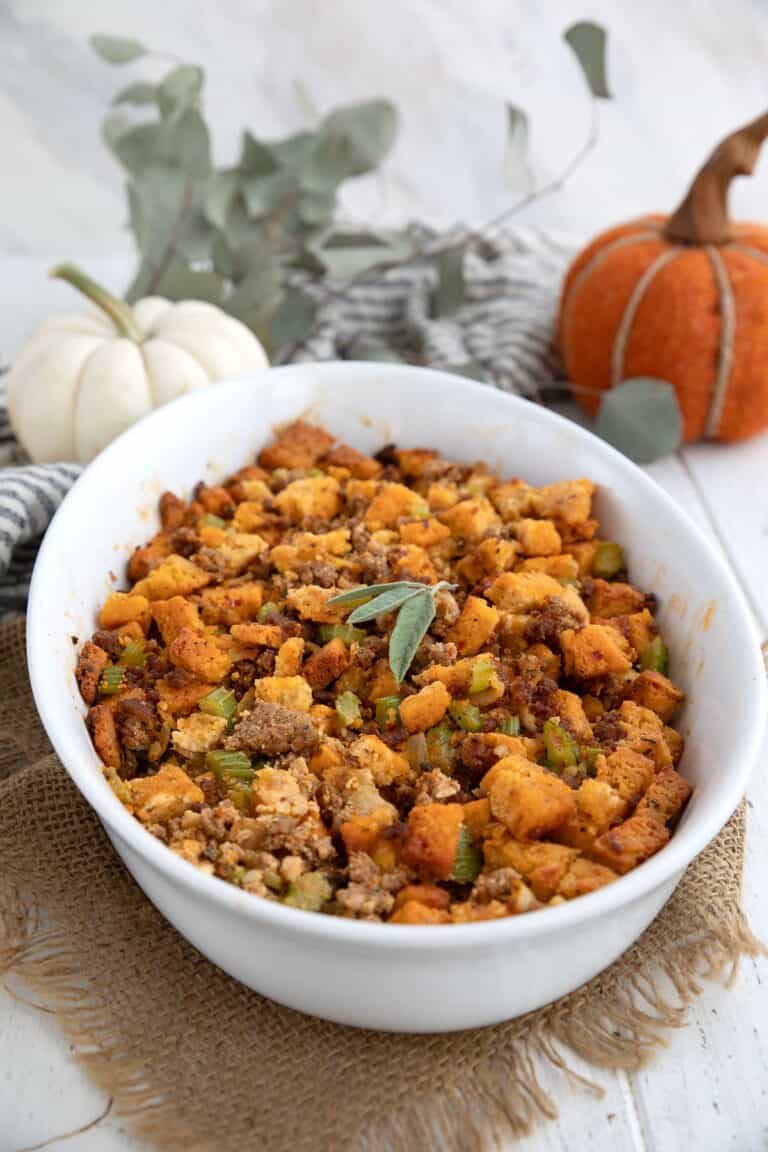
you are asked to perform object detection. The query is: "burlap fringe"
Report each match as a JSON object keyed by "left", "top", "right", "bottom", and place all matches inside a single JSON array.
[{"left": 1, "top": 875, "right": 763, "bottom": 1152}]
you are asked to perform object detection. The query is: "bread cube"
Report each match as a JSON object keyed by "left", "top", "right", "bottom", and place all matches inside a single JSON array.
[
  {"left": 462, "top": 797, "right": 492, "bottom": 839},
  {"left": 483, "top": 832, "right": 578, "bottom": 900},
  {"left": 585, "top": 579, "right": 646, "bottom": 618},
  {"left": 401, "top": 802, "right": 464, "bottom": 879},
  {"left": 322, "top": 442, "right": 382, "bottom": 479},
  {"left": 556, "top": 857, "right": 618, "bottom": 899},
  {"left": 568, "top": 541, "right": 598, "bottom": 577},
  {"left": 171, "top": 713, "right": 227, "bottom": 757},
  {"left": 518, "top": 554, "right": 579, "bottom": 580},
  {"left": 350, "top": 734, "right": 413, "bottom": 786},
  {"left": 536, "top": 479, "right": 595, "bottom": 526},
  {"left": 258, "top": 420, "right": 335, "bottom": 470},
  {"left": 169, "top": 628, "right": 232, "bottom": 682},
  {"left": 252, "top": 675, "right": 313, "bottom": 712},
  {"left": 232, "top": 501, "right": 273, "bottom": 534},
  {"left": 635, "top": 767, "right": 692, "bottom": 826},
  {"left": 273, "top": 637, "right": 305, "bottom": 677},
  {"left": 625, "top": 670, "right": 684, "bottom": 722},
  {"left": 391, "top": 901, "right": 451, "bottom": 925},
  {"left": 554, "top": 690, "right": 593, "bottom": 741},
  {"left": 152, "top": 596, "right": 201, "bottom": 644},
  {"left": 230, "top": 622, "right": 284, "bottom": 648},
  {"left": 99, "top": 592, "right": 151, "bottom": 634},
  {"left": 618, "top": 701, "right": 673, "bottom": 769},
  {"left": 399, "top": 682, "right": 451, "bottom": 732},
  {"left": 488, "top": 571, "right": 565, "bottom": 612},
  {"left": 76, "top": 641, "right": 109, "bottom": 705},
  {"left": 591, "top": 812, "right": 670, "bottom": 874},
  {"left": 132, "top": 555, "right": 211, "bottom": 601},
  {"left": 198, "top": 582, "right": 263, "bottom": 626},
  {"left": 87, "top": 702, "right": 122, "bottom": 769},
  {"left": 399, "top": 519, "right": 451, "bottom": 547},
  {"left": 482, "top": 755, "right": 576, "bottom": 839},
  {"left": 561, "top": 625, "right": 632, "bottom": 679},
  {"left": 274, "top": 476, "right": 340, "bottom": 522},
  {"left": 574, "top": 778, "right": 627, "bottom": 831},
  {"left": 474, "top": 536, "right": 519, "bottom": 574},
  {"left": 513, "top": 518, "right": 563, "bottom": 557},
  {"left": 203, "top": 533, "right": 268, "bottom": 576},
  {"left": 448, "top": 595, "right": 500, "bottom": 655},
  {"left": 489, "top": 480, "right": 538, "bottom": 521},
  {"left": 416, "top": 652, "right": 497, "bottom": 696},
  {"left": 438, "top": 496, "right": 501, "bottom": 542},
  {"left": 364, "top": 483, "right": 424, "bottom": 529},
  {"left": 156, "top": 672, "right": 211, "bottom": 717},
  {"left": 394, "top": 448, "right": 438, "bottom": 477},
  {"left": 392, "top": 545, "right": 438, "bottom": 583},
  {"left": 597, "top": 747, "right": 655, "bottom": 808},
  {"left": 286, "top": 585, "right": 345, "bottom": 623},
  {"left": 128, "top": 763, "right": 204, "bottom": 824},
  {"left": 127, "top": 532, "right": 172, "bottom": 582},
  {"left": 303, "top": 638, "right": 350, "bottom": 688},
  {"left": 340, "top": 807, "right": 396, "bottom": 855}
]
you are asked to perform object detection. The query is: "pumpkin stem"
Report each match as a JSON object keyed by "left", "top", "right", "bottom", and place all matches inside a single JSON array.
[
  {"left": 664, "top": 111, "right": 768, "bottom": 246},
  {"left": 49, "top": 263, "right": 142, "bottom": 341}
]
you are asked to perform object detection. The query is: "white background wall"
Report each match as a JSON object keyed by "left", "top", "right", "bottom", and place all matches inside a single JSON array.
[{"left": 4, "top": 0, "right": 768, "bottom": 270}]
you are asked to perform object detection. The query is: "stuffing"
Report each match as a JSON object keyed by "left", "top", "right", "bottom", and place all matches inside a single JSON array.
[
  {"left": 132, "top": 554, "right": 211, "bottom": 600},
  {"left": 128, "top": 763, "right": 204, "bottom": 823},
  {"left": 98, "top": 591, "right": 152, "bottom": 634}
]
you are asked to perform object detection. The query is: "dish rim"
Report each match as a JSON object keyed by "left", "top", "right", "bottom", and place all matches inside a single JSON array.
[{"left": 26, "top": 362, "right": 767, "bottom": 948}]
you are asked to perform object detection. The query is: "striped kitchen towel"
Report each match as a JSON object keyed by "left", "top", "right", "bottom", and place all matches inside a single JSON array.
[{"left": 0, "top": 227, "right": 575, "bottom": 613}]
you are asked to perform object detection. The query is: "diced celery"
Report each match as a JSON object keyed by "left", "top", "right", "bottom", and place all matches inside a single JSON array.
[
  {"left": 411, "top": 503, "right": 430, "bottom": 519},
  {"left": 406, "top": 731, "right": 429, "bottom": 770},
  {"left": 425, "top": 723, "right": 456, "bottom": 772},
  {"left": 640, "top": 636, "right": 669, "bottom": 674},
  {"left": 205, "top": 750, "right": 252, "bottom": 779},
  {"left": 375, "top": 695, "right": 401, "bottom": 729},
  {"left": 543, "top": 719, "right": 579, "bottom": 771},
  {"left": 118, "top": 641, "right": 146, "bottom": 667},
  {"left": 593, "top": 541, "right": 624, "bottom": 579},
  {"left": 201, "top": 513, "right": 226, "bottom": 529},
  {"left": 450, "top": 826, "right": 482, "bottom": 883},
  {"left": 99, "top": 665, "right": 125, "bottom": 695},
  {"left": 335, "top": 691, "right": 362, "bottom": 728},
  {"left": 258, "top": 601, "right": 279, "bottom": 622},
  {"left": 199, "top": 686, "right": 237, "bottom": 721},
  {"left": 319, "top": 623, "right": 366, "bottom": 644},
  {"left": 499, "top": 715, "right": 520, "bottom": 736},
  {"left": 583, "top": 747, "right": 603, "bottom": 776},
  {"left": 449, "top": 700, "right": 482, "bottom": 732},
  {"left": 469, "top": 659, "right": 495, "bottom": 695},
  {"left": 283, "top": 872, "right": 332, "bottom": 911},
  {"left": 228, "top": 782, "right": 253, "bottom": 812}
]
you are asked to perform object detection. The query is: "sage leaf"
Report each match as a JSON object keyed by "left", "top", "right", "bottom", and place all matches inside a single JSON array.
[
  {"left": 594, "top": 378, "right": 683, "bottom": 464},
  {"left": 90, "top": 34, "right": 146, "bottom": 64},
  {"left": 112, "top": 82, "right": 157, "bottom": 107},
  {"left": 564, "top": 21, "right": 611, "bottom": 99},
  {"left": 328, "top": 581, "right": 423, "bottom": 607},
  {"left": 270, "top": 287, "right": 317, "bottom": 353},
  {"left": 431, "top": 244, "right": 465, "bottom": 318},
  {"left": 346, "top": 586, "right": 423, "bottom": 624},
  {"left": 505, "top": 104, "right": 531, "bottom": 194},
  {"left": 389, "top": 590, "right": 436, "bottom": 683}
]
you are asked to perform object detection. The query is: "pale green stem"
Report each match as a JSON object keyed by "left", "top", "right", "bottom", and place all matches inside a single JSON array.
[{"left": 49, "top": 263, "right": 142, "bottom": 341}]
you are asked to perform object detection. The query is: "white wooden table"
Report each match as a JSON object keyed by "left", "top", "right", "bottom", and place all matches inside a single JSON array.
[{"left": 1, "top": 258, "right": 766, "bottom": 1152}]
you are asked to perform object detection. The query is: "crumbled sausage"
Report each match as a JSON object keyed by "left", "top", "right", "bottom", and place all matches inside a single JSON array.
[{"left": 225, "top": 700, "right": 319, "bottom": 757}]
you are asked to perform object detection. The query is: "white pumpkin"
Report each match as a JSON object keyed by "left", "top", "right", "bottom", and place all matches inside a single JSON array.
[{"left": 8, "top": 264, "right": 269, "bottom": 464}]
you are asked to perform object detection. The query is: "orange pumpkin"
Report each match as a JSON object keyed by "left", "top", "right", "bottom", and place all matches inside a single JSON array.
[{"left": 558, "top": 111, "right": 768, "bottom": 442}]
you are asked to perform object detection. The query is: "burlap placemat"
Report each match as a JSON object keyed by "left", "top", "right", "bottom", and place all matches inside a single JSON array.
[{"left": 0, "top": 615, "right": 763, "bottom": 1151}]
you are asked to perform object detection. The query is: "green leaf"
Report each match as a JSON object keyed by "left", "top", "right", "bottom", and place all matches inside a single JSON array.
[
  {"left": 328, "top": 581, "right": 423, "bottom": 607},
  {"left": 564, "top": 21, "right": 611, "bottom": 99},
  {"left": 431, "top": 244, "right": 465, "bottom": 317},
  {"left": 103, "top": 109, "right": 209, "bottom": 176},
  {"left": 298, "top": 187, "right": 337, "bottom": 227},
  {"left": 128, "top": 165, "right": 186, "bottom": 255},
  {"left": 112, "top": 81, "right": 157, "bottom": 106},
  {"left": 158, "top": 65, "right": 204, "bottom": 117},
  {"left": 172, "top": 107, "right": 211, "bottom": 175},
  {"left": 204, "top": 170, "right": 240, "bottom": 229},
  {"left": 264, "top": 131, "right": 315, "bottom": 170},
  {"left": 270, "top": 286, "right": 317, "bottom": 353},
  {"left": 594, "top": 378, "right": 683, "bottom": 464},
  {"left": 225, "top": 254, "right": 285, "bottom": 331},
  {"left": 146, "top": 256, "right": 226, "bottom": 305},
  {"left": 389, "top": 590, "right": 436, "bottom": 683},
  {"left": 240, "top": 131, "right": 279, "bottom": 176},
  {"left": 242, "top": 170, "right": 298, "bottom": 217},
  {"left": 308, "top": 228, "right": 413, "bottom": 279},
  {"left": 302, "top": 100, "right": 397, "bottom": 188},
  {"left": 104, "top": 119, "right": 162, "bottom": 171},
  {"left": 505, "top": 104, "right": 531, "bottom": 194},
  {"left": 90, "top": 34, "right": 146, "bottom": 64},
  {"left": 347, "top": 586, "right": 422, "bottom": 624}
]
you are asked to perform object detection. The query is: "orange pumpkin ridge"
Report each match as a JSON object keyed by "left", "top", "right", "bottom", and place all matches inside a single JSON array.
[{"left": 558, "top": 111, "right": 768, "bottom": 442}]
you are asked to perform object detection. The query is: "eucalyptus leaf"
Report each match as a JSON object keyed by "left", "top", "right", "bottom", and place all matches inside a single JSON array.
[
  {"left": 172, "top": 107, "right": 211, "bottom": 175},
  {"left": 128, "top": 165, "right": 187, "bottom": 256},
  {"left": 204, "top": 170, "right": 239, "bottom": 230},
  {"left": 564, "top": 21, "right": 611, "bottom": 99},
  {"left": 242, "top": 170, "right": 297, "bottom": 217},
  {"left": 505, "top": 104, "right": 531, "bottom": 194},
  {"left": 347, "top": 586, "right": 422, "bottom": 624},
  {"left": 158, "top": 65, "right": 204, "bottom": 117},
  {"left": 309, "top": 228, "right": 413, "bottom": 278},
  {"left": 302, "top": 100, "right": 397, "bottom": 189},
  {"left": 225, "top": 256, "right": 284, "bottom": 329},
  {"left": 90, "top": 34, "right": 146, "bottom": 64},
  {"left": 144, "top": 256, "right": 226, "bottom": 304},
  {"left": 265, "top": 131, "right": 315, "bottom": 170},
  {"left": 298, "top": 187, "right": 337, "bottom": 227},
  {"left": 112, "top": 81, "right": 157, "bottom": 106},
  {"left": 389, "top": 590, "right": 436, "bottom": 683},
  {"left": 594, "top": 378, "right": 683, "bottom": 464},
  {"left": 270, "top": 287, "right": 317, "bottom": 353},
  {"left": 431, "top": 244, "right": 465, "bottom": 318},
  {"left": 104, "top": 120, "right": 165, "bottom": 172},
  {"left": 240, "top": 132, "right": 279, "bottom": 176}
]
